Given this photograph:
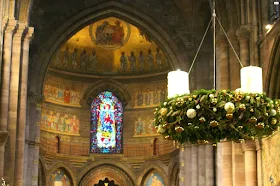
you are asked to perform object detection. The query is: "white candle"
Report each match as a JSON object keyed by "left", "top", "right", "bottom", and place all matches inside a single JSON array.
[
  {"left": 240, "top": 66, "right": 263, "bottom": 94},
  {"left": 168, "top": 70, "right": 190, "bottom": 98}
]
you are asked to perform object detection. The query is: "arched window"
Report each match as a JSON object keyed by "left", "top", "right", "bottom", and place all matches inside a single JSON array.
[
  {"left": 55, "top": 136, "right": 60, "bottom": 153},
  {"left": 153, "top": 138, "right": 159, "bottom": 156},
  {"left": 90, "top": 91, "right": 123, "bottom": 153}
]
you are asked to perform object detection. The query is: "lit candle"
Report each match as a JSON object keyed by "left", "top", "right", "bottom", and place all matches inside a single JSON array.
[
  {"left": 240, "top": 66, "right": 263, "bottom": 94},
  {"left": 168, "top": 70, "right": 190, "bottom": 98}
]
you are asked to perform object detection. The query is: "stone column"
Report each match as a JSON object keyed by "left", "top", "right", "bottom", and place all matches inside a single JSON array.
[
  {"left": 216, "top": 35, "right": 230, "bottom": 90},
  {"left": 184, "top": 144, "right": 192, "bottom": 186},
  {"left": 5, "top": 23, "right": 27, "bottom": 186},
  {"left": 216, "top": 141, "right": 233, "bottom": 186},
  {"left": 198, "top": 145, "right": 205, "bottom": 186},
  {"left": 255, "top": 140, "right": 262, "bottom": 186},
  {"left": 237, "top": 28, "right": 250, "bottom": 67},
  {"left": 191, "top": 145, "right": 198, "bottom": 186},
  {"left": 0, "top": 19, "right": 17, "bottom": 183},
  {"left": 242, "top": 140, "right": 257, "bottom": 186},
  {"left": 228, "top": 34, "right": 240, "bottom": 90},
  {"left": 14, "top": 27, "right": 34, "bottom": 186},
  {"left": 205, "top": 144, "right": 214, "bottom": 186},
  {"left": 232, "top": 142, "right": 245, "bottom": 186},
  {"left": 179, "top": 145, "right": 185, "bottom": 186}
]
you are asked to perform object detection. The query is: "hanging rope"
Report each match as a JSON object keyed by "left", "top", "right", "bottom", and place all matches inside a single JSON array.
[
  {"left": 188, "top": 17, "right": 213, "bottom": 74},
  {"left": 216, "top": 17, "right": 244, "bottom": 68}
]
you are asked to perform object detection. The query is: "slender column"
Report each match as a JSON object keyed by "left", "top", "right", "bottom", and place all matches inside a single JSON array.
[
  {"left": 179, "top": 145, "right": 185, "bottom": 186},
  {"left": 255, "top": 140, "right": 262, "bottom": 186},
  {"left": 216, "top": 35, "right": 230, "bottom": 90},
  {"left": 205, "top": 144, "right": 214, "bottom": 186},
  {"left": 237, "top": 28, "right": 250, "bottom": 67},
  {"left": 232, "top": 142, "right": 245, "bottom": 186},
  {"left": 242, "top": 140, "right": 257, "bottom": 186},
  {"left": 14, "top": 27, "right": 34, "bottom": 186},
  {"left": 198, "top": 145, "right": 205, "bottom": 186},
  {"left": 228, "top": 34, "right": 240, "bottom": 90},
  {"left": 191, "top": 145, "right": 198, "bottom": 186},
  {"left": 217, "top": 141, "right": 233, "bottom": 186},
  {"left": 0, "top": 19, "right": 17, "bottom": 184},
  {"left": 240, "top": 0, "right": 245, "bottom": 25},
  {"left": 184, "top": 144, "right": 192, "bottom": 186},
  {"left": 5, "top": 23, "right": 27, "bottom": 186}
]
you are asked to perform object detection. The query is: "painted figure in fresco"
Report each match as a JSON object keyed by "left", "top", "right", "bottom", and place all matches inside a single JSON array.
[
  {"left": 48, "top": 111, "right": 55, "bottom": 129},
  {"left": 112, "top": 20, "right": 124, "bottom": 44},
  {"left": 139, "top": 50, "right": 145, "bottom": 71},
  {"left": 64, "top": 88, "right": 71, "bottom": 104},
  {"left": 52, "top": 170, "right": 70, "bottom": 186},
  {"left": 54, "top": 112, "right": 60, "bottom": 131},
  {"left": 156, "top": 48, "right": 162, "bottom": 69},
  {"left": 136, "top": 90, "right": 143, "bottom": 106},
  {"left": 145, "top": 89, "right": 151, "bottom": 106},
  {"left": 80, "top": 50, "right": 87, "bottom": 71},
  {"left": 129, "top": 51, "right": 136, "bottom": 72},
  {"left": 160, "top": 89, "right": 166, "bottom": 103},
  {"left": 135, "top": 117, "right": 144, "bottom": 135},
  {"left": 88, "top": 50, "right": 98, "bottom": 71},
  {"left": 62, "top": 47, "right": 70, "bottom": 69},
  {"left": 153, "top": 89, "right": 159, "bottom": 105},
  {"left": 54, "top": 52, "right": 60, "bottom": 67},
  {"left": 71, "top": 49, "right": 78, "bottom": 70},
  {"left": 151, "top": 175, "right": 164, "bottom": 186},
  {"left": 71, "top": 115, "right": 79, "bottom": 133},
  {"left": 120, "top": 52, "right": 127, "bottom": 72},
  {"left": 147, "top": 49, "right": 154, "bottom": 71}
]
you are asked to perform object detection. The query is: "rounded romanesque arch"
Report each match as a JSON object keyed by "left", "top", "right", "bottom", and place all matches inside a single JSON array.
[
  {"left": 46, "top": 162, "right": 77, "bottom": 186},
  {"left": 78, "top": 164, "right": 134, "bottom": 186},
  {"left": 28, "top": 1, "right": 188, "bottom": 95}
]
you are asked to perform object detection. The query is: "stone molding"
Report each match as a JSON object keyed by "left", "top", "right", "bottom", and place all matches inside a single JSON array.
[{"left": 241, "top": 140, "right": 256, "bottom": 152}]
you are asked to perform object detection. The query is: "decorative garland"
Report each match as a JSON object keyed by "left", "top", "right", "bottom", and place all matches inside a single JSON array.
[{"left": 154, "top": 89, "right": 280, "bottom": 144}]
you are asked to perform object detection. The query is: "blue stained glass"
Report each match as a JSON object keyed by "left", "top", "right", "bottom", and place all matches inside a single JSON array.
[{"left": 90, "top": 91, "right": 123, "bottom": 153}]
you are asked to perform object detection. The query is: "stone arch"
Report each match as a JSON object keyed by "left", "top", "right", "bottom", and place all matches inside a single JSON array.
[
  {"left": 168, "top": 160, "right": 179, "bottom": 186},
  {"left": 78, "top": 162, "right": 135, "bottom": 186},
  {"left": 83, "top": 79, "right": 131, "bottom": 107},
  {"left": 38, "top": 156, "right": 47, "bottom": 186},
  {"left": 28, "top": 1, "right": 187, "bottom": 95},
  {"left": 137, "top": 162, "right": 169, "bottom": 186},
  {"left": 46, "top": 162, "right": 77, "bottom": 186},
  {"left": 266, "top": 32, "right": 280, "bottom": 98}
]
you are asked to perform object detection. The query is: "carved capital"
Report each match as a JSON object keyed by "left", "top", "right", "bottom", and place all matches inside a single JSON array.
[
  {"left": 4, "top": 19, "right": 18, "bottom": 34},
  {"left": 255, "top": 139, "right": 262, "bottom": 151},
  {"left": 23, "top": 27, "right": 34, "bottom": 42},
  {"left": 0, "top": 131, "right": 9, "bottom": 146},
  {"left": 13, "top": 23, "right": 27, "bottom": 39},
  {"left": 241, "top": 140, "right": 256, "bottom": 152}
]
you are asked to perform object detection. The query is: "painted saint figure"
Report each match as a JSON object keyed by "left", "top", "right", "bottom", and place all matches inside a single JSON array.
[
  {"left": 156, "top": 48, "right": 162, "bottom": 69},
  {"left": 129, "top": 51, "right": 136, "bottom": 72},
  {"left": 88, "top": 50, "right": 98, "bottom": 72},
  {"left": 62, "top": 47, "right": 70, "bottom": 69},
  {"left": 139, "top": 50, "right": 145, "bottom": 71},
  {"left": 120, "top": 51, "right": 127, "bottom": 72},
  {"left": 147, "top": 49, "right": 154, "bottom": 71},
  {"left": 71, "top": 49, "right": 78, "bottom": 69},
  {"left": 80, "top": 50, "right": 87, "bottom": 71}
]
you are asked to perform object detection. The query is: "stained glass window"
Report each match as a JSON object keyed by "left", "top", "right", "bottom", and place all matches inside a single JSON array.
[{"left": 90, "top": 91, "right": 123, "bottom": 153}]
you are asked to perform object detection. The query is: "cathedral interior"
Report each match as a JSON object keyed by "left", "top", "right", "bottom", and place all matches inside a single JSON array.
[{"left": 0, "top": 0, "right": 280, "bottom": 185}]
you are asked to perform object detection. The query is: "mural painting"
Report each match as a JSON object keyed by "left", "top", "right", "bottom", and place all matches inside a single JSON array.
[
  {"left": 262, "top": 132, "right": 280, "bottom": 186},
  {"left": 134, "top": 87, "right": 167, "bottom": 108},
  {"left": 49, "top": 17, "right": 170, "bottom": 75},
  {"left": 44, "top": 80, "right": 81, "bottom": 107},
  {"left": 145, "top": 172, "right": 165, "bottom": 186},
  {"left": 41, "top": 107, "right": 80, "bottom": 136},
  {"left": 50, "top": 169, "right": 71, "bottom": 186},
  {"left": 134, "top": 116, "right": 158, "bottom": 137}
]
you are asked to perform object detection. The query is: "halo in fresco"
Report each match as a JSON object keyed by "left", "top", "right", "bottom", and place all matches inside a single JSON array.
[{"left": 89, "top": 18, "right": 131, "bottom": 50}]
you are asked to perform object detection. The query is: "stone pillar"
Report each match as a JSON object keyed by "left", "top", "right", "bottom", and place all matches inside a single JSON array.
[
  {"left": 198, "top": 145, "right": 205, "bottom": 186},
  {"left": 179, "top": 145, "right": 185, "bottom": 186},
  {"left": 14, "top": 27, "right": 34, "bottom": 186},
  {"left": 5, "top": 23, "right": 27, "bottom": 186},
  {"left": 216, "top": 141, "right": 233, "bottom": 186},
  {"left": 237, "top": 28, "right": 250, "bottom": 67},
  {"left": 184, "top": 144, "right": 192, "bottom": 186},
  {"left": 228, "top": 34, "right": 240, "bottom": 90},
  {"left": 0, "top": 131, "right": 8, "bottom": 180},
  {"left": 232, "top": 142, "right": 245, "bottom": 186},
  {"left": 216, "top": 35, "right": 230, "bottom": 90},
  {"left": 255, "top": 140, "right": 262, "bottom": 186},
  {"left": 191, "top": 145, "right": 198, "bottom": 186},
  {"left": 242, "top": 140, "right": 257, "bottom": 186},
  {"left": 205, "top": 144, "right": 214, "bottom": 186},
  {"left": 0, "top": 19, "right": 17, "bottom": 183}
]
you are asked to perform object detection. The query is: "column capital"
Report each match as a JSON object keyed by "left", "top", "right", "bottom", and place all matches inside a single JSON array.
[
  {"left": 0, "top": 131, "right": 8, "bottom": 146},
  {"left": 241, "top": 140, "right": 256, "bottom": 152},
  {"left": 4, "top": 19, "right": 18, "bottom": 34},
  {"left": 23, "top": 27, "right": 34, "bottom": 42},
  {"left": 236, "top": 26, "right": 250, "bottom": 40},
  {"left": 255, "top": 139, "right": 262, "bottom": 151}
]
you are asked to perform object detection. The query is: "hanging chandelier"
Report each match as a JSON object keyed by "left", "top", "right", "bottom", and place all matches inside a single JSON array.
[{"left": 154, "top": 1, "right": 280, "bottom": 144}]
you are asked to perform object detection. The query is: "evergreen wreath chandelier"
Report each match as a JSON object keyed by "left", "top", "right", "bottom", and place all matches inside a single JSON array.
[{"left": 154, "top": 0, "right": 280, "bottom": 144}]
